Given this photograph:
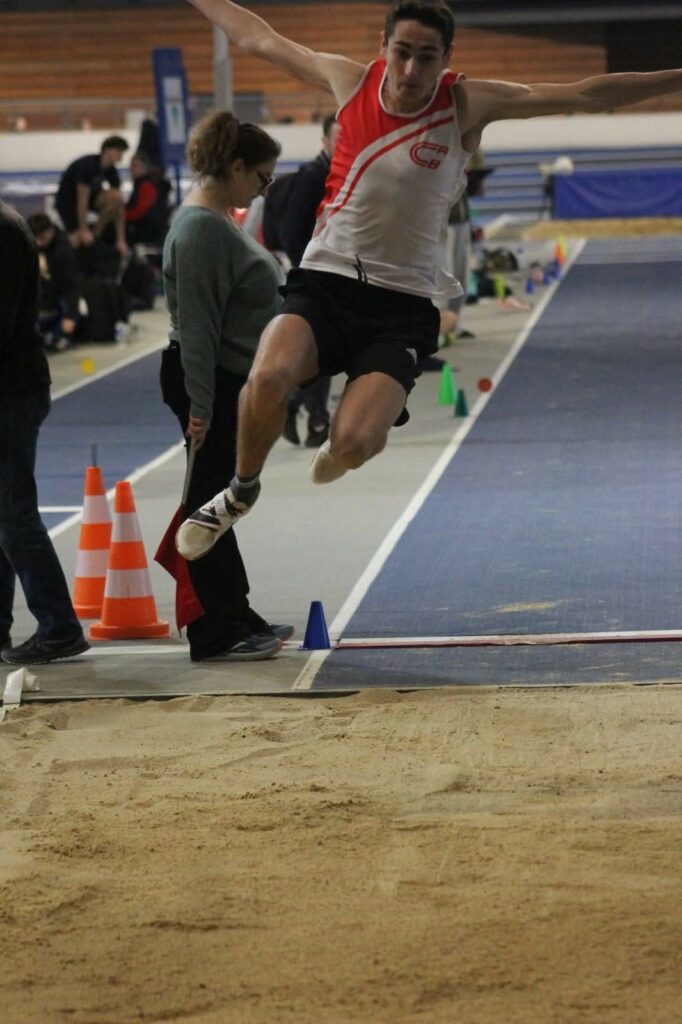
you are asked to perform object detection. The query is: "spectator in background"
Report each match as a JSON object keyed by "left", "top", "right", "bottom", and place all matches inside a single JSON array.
[
  {"left": 444, "top": 148, "right": 491, "bottom": 340},
  {"left": 125, "top": 151, "right": 172, "bottom": 248},
  {"left": 161, "top": 110, "right": 292, "bottom": 662},
  {"left": 279, "top": 114, "right": 341, "bottom": 448},
  {"left": 55, "top": 135, "right": 129, "bottom": 263},
  {"left": 280, "top": 115, "right": 341, "bottom": 267},
  {"left": 27, "top": 212, "right": 81, "bottom": 351},
  {"left": 0, "top": 200, "right": 89, "bottom": 666}
]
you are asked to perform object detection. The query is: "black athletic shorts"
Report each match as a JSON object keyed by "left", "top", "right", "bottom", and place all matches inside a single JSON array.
[{"left": 279, "top": 268, "right": 440, "bottom": 399}]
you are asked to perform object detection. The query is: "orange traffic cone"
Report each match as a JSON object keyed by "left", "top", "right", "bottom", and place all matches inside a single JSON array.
[
  {"left": 72, "top": 465, "right": 112, "bottom": 619},
  {"left": 89, "top": 481, "right": 170, "bottom": 640}
]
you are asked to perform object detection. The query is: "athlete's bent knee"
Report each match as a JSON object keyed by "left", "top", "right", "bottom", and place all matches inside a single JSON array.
[
  {"left": 247, "top": 363, "right": 295, "bottom": 405},
  {"left": 331, "top": 428, "right": 386, "bottom": 470}
]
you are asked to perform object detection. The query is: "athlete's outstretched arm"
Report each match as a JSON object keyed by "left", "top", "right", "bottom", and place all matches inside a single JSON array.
[
  {"left": 458, "top": 69, "right": 682, "bottom": 130},
  {"left": 186, "top": 0, "right": 364, "bottom": 104}
]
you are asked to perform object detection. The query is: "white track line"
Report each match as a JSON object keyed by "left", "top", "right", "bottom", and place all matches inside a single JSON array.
[
  {"left": 292, "top": 241, "right": 587, "bottom": 691},
  {"left": 51, "top": 338, "right": 167, "bottom": 401},
  {"left": 337, "top": 629, "right": 682, "bottom": 650},
  {"left": 77, "top": 640, "right": 301, "bottom": 657},
  {"left": 48, "top": 441, "right": 184, "bottom": 541},
  {"left": 48, "top": 337, "right": 183, "bottom": 541}
]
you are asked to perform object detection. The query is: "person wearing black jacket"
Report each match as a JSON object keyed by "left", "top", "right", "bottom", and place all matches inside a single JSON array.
[
  {"left": 125, "top": 151, "right": 172, "bottom": 247},
  {"left": 0, "top": 201, "right": 89, "bottom": 665},
  {"left": 280, "top": 114, "right": 340, "bottom": 448},
  {"left": 55, "top": 135, "right": 130, "bottom": 263},
  {"left": 27, "top": 212, "right": 81, "bottom": 350}
]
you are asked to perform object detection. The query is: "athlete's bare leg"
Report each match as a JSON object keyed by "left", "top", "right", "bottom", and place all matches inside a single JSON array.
[
  {"left": 237, "top": 313, "right": 319, "bottom": 477},
  {"left": 310, "top": 371, "right": 406, "bottom": 484},
  {"left": 331, "top": 372, "right": 406, "bottom": 468},
  {"left": 176, "top": 313, "right": 319, "bottom": 559}
]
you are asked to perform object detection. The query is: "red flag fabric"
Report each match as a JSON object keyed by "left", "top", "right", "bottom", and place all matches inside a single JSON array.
[{"left": 154, "top": 507, "right": 204, "bottom": 631}]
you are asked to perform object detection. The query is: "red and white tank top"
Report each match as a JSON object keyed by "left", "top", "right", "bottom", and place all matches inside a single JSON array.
[{"left": 300, "top": 59, "right": 471, "bottom": 300}]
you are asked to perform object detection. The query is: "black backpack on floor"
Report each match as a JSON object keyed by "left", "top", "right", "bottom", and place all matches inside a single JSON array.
[
  {"left": 81, "top": 276, "right": 127, "bottom": 342},
  {"left": 122, "top": 256, "right": 157, "bottom": 311}
]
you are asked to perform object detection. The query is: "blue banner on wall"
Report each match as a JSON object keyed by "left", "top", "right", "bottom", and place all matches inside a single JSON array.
[
  {"left": 553, "top": 168, "right": 682, "bottom": 219},
  {"left": 153, "top": 48, "right": 190, "bottom": 168}
]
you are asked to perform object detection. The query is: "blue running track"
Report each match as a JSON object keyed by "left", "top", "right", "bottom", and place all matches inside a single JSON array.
[
  {"left": 38, "top": 348, "right": 178, "bottom": 532},
  {"left": 315, "top": 237, "right": 682, "bottom": 688}
]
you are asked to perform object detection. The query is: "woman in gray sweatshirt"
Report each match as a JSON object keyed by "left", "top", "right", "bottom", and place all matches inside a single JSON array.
[{"left": 161, "top": 110, "right": 290, "bottom": 662}]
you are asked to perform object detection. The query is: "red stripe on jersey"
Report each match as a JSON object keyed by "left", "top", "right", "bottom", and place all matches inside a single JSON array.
[
  {"left": 325, "top": 114, "right": 455, "bottom": 223},
  {"left": 319, "top": 60, "right": 461, "bottom": 219}
]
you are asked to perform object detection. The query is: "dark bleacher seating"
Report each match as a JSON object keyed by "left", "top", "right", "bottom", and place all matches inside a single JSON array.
[{"left": 471, "top": 147, "right": 682, "bottom": 224}]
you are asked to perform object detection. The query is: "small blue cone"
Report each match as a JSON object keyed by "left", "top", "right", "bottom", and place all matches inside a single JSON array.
[
  {"left": 300, "top": 600, "right": 331, "bottom": 650},
  {"left": 542, "top": 268, "right": 552, "bottom": 285},
  {"left": 525, "top": 277, "right": 535, "bottom": 294}
]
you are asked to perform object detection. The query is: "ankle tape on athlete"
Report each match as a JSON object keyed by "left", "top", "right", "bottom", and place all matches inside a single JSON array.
[{"left": 230, "top": 475, "right": 260, "bottom": 501}]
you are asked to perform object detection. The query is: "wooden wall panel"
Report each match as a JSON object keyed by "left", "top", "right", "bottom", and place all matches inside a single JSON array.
[{"left": 0, "top": 5, "right": 678, "bottom": 125}]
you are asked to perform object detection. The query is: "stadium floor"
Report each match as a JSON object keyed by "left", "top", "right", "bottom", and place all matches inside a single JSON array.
[{"left": 4, "top": 234, "right": 682, "bottom": 703}]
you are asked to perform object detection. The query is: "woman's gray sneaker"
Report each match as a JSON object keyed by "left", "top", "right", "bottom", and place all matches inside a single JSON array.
[{"left": 192, "top": 633, "right": 281, "bottom": 662}]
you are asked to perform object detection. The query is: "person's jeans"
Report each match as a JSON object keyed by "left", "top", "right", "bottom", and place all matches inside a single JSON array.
[
  {"left": 38, "top": 304, "right": 80, "bottom": 347},
  {"left": 0, "top": 388, "right": 83, "bottom": 642}
]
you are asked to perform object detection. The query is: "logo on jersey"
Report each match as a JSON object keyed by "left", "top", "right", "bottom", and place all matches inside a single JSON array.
[{"left": 410, "top": 142, "right": 449, "bottom": 170}]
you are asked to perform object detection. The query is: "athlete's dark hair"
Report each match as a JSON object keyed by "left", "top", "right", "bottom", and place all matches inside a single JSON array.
[
  {"left": 322, "top": 113, "right": 337, "bottom": 137},
  {"left": 187, "top": 110, "right": 281, "bottom": 180},
  {"left": 384, "top": 0, "right": 456, "bottom": 51}
]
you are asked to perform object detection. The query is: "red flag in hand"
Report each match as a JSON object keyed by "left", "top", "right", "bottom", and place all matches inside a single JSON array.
[{"left": 154, "top": 445, "right": 203, "bottom": 631}]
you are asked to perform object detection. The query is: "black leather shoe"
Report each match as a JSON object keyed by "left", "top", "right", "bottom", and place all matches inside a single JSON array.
[{"left": 2, "top": 632, "right": 89, "bottom": 666}]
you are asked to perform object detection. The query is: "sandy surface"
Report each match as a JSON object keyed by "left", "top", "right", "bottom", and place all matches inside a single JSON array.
[
  {"left": 523, "top": 218, "right": 682, "bottom": 240},
  {"left": 1, "top": 685, "right": 681, "bottom": 1024}
]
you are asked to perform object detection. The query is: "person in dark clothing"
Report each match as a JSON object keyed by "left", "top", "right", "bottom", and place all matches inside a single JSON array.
[
  {"left": 0, "top": 200, "right": 89, "bottom": 666},
  {"left": 55, "top": 135, "right": 129, "bottom": 261},
  {"left": 125, "top": 151, "right": 172, "bottom": 247},
  {"left": 161, "top": 111, "right": 292, "bottom": 662},
  {"left": 280, "top": 114, "right": 341, "bottom": 448},
  {"left": 27, "top": 212, "right": 81, "bottom": 351},
  {"left": 280, "top": 116, "right": 340, "bottom": 267}
]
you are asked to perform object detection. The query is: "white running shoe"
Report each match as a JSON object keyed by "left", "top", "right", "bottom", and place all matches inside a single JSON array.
[
  {"left": 310, "top": 440, "right": 348, "bottom": 484},
  {"left": 175, "top": 483, "right": 260, "bottom": 560}
]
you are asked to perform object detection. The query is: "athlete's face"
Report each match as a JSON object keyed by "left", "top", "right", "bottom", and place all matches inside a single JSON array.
[{"left": 381, "top": 21, "right": 452, "bottom": 113}]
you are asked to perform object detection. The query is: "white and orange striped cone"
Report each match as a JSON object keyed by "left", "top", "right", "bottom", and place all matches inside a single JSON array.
[
  {"left": 72, "top": 465, "right": 112, "bottom": 619},
  {"left": 89, "top": 481, "right": 170, "bottom": 640}
]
